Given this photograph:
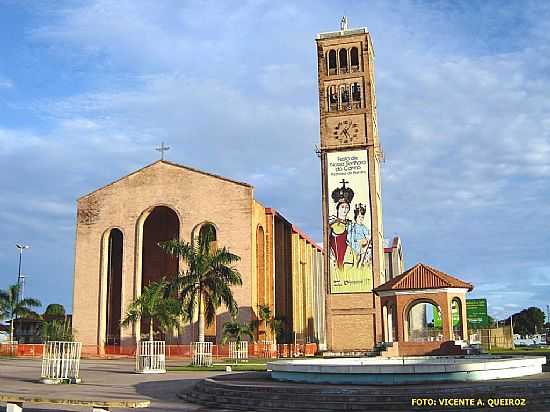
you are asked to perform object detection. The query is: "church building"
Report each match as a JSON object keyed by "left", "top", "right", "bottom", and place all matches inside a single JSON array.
[{"left": 72, "top": 160, "right": 325, "bottom": 350}]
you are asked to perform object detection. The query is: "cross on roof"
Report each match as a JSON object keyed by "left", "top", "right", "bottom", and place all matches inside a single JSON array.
[{"left": 155, "top": 142, "right": 170, "bottom": 160}]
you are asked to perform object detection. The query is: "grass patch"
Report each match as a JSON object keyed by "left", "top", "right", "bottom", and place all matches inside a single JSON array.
[{"left": 167, "top": 362, "right": 267, "bottom": 372}]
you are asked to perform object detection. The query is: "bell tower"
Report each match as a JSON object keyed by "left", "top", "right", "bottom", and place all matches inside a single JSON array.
[{"left": 316, "top": 19, "right": 384, "bottom": 351}]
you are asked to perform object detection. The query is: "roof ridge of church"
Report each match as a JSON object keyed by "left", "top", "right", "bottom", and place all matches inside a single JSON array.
[{"left": 78, "top": 160, "right": 252, "bottom": 200}]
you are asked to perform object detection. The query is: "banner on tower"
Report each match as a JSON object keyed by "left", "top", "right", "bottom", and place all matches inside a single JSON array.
[{"left": 326, "top": 149, "right": 373, "bottom": 294}]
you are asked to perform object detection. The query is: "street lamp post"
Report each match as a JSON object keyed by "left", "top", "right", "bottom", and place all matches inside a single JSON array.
[
  {"left": 510, "top": 314, "right": 515, "bottom": 349},
  {"left": 15, "top": 244, "right": 30, "bottom": 303}
]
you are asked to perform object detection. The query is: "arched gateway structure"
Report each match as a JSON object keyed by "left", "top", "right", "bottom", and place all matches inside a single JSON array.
[{"left": 373, "top": 263, "right": 473, "bottom": 356}]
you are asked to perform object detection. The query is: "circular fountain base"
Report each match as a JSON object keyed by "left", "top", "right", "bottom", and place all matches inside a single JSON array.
[{"left": 268, "top": 355, "right": 547, "bottom": 385}]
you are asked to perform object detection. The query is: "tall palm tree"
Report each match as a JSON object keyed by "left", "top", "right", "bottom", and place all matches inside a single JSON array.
[
  {"left": 0, "top": 284, "right": 41, "bottom": 343},
  {"left": 160, "top": 227, "right": 242, "bottom": 343},
  {"left": 121, "top": 279, "right": 184, "bottom": 341}
]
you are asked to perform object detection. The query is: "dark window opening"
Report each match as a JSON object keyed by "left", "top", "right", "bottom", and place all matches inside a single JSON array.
[
  {"left": 339, "top": 49, "right": 348, "bottom": 73},
  {"left": 328, "top": 50, "right": 337, "bottom": 75},
  {"left": 341, "top": 86, "right": 350, "bottom": 104},
  {"left": 350, "top": 47, "right": 359, "bottom": 71},
  {"left": 328, "top": 86, "right": 338, "bottom": 111},
  {"left": 352, "top": 83, "right": 361, "bottom": 101}
]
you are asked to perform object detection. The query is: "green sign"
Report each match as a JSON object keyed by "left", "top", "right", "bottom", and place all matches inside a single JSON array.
[
  {"left": 433, "top": 305, "right": 442, "bottom": 328},
  {"left": 466, "top": 299, "right": 488, "bottom": 328},
  {"left": 432, "top": 302, "right": 461, "bottom": 329}
]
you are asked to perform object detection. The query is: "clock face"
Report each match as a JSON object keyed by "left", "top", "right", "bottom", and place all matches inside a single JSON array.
[{"left": 333, "top": 119, "right": 360, "bottom": 144}]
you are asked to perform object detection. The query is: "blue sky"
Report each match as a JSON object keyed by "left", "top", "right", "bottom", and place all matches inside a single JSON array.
[{"left": 1, "top": 1, "right": 549, "bottom": 321}]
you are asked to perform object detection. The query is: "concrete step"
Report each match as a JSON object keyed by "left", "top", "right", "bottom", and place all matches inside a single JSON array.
[
  {"left": 181, "top": 380, "right": 550, "bottom": 411},
  {"left": 182, "top": 389, "right": 549, "bottom": 412}
]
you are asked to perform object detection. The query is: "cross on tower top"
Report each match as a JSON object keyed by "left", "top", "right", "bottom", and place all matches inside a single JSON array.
[
  {"left": 155, "top": 142, "right": 170, "bottom": 160},
  {"left": 340, "top": 16, "right": 349, "bottom": 31}
]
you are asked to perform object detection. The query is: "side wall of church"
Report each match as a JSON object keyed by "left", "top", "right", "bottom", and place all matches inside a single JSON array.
[
  {"left": 250, "top": 201, "right": 274, "bottom": 340},
  {"left": 72, "top": 162, "right": 253, "bottom": 347}
]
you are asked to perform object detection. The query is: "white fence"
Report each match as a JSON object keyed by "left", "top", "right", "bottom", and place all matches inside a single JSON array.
[
  {"left": 229, "top": 341, "right": 248, "bottom": 362},
  {"left": 136, "top": 340, "right": 165, "bottom": 373},
  {"left": 41, "top": 341, "right": 82, "bottom": 384},
  {"left": 192, "top": 341, "right": 213, "bottom": 366}
]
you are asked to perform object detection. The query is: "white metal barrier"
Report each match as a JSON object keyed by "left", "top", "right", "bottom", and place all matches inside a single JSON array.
[
  {"left": 40, "top": 341, "right": 82, "bottom": 384},
  {"left": 135, "top": 340, "right": 165, "bottom": 374},
  {"left": 229, "top": 341, "right": 248, "bottom": 363},
  {"left": 192, "top": 341, "right": 213, "bottom": 367}
]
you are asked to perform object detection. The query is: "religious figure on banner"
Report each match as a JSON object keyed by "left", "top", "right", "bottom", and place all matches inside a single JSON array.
[
  {"left": 328, "top": 180, "right": 354, "bottom": 283},
  {"left": 347, "top": 203, "right": 372, "bottom": 267}
]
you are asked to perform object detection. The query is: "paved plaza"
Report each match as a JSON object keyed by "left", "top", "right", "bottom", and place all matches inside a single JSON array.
[{"left": 0, "top": 358, "right": 224, "bottom": 411}]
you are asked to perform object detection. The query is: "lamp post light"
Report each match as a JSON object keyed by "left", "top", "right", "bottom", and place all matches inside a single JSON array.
[{"left": 15, "top": 244, "right": 30, "bottom": 303}]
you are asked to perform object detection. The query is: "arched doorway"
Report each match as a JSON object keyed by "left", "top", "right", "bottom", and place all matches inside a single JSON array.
[
  {"left": 406, "top": 300, "right": 443, "bottom": 342},
  {"left": 105, "top": 228, "right": 123, "bottom": 346},
  {"left": 383, "top": 303, "right": 395, "bottom": 343},
  {"left": 140, "top": 206, "right": 180, "bottom": 340},
  {"left": 452, "top": 298, "right": 464, "bottom": 340}
]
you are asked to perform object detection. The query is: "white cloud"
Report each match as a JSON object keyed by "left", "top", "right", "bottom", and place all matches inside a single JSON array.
[
  {"left": 0, "top": 77, "right": 13, "bottom": 89},
  {"left": 2, "top": 0, "right": 550, "bottom": 315}
]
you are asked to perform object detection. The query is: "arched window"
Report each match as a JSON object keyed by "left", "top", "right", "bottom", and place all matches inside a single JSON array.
[
  {"left": 350, "top": 47, "right": 359, "bottom": 71},
  {"left": 198, "top": 223, "right": 218, "bottom": 342},
  {"left": 339, "top": 49, "right": 348, "bottom": 73},
  {"left": 328, "top": 85, "right": 338, "bottom": 111},
  {"left": 452, "top": 298, "right": 463, "bottom": 340},
  {"left": 351, "top": 82, "right": 361, "bottom": 109},
  {"left": 406, "top": 300, "right": 443, "bottom": 342},
  {"left": 340, "top": 85, "right": 350, "bottom": 110},
  {"left": 198, "top": 223, "right": 217, "bottom": 252},
  {"left": 256, "top": 226, "right": 266, "bottom": 306},
  {"left": 328, "top": 50, "right": 337, "bottom": 75},
  {"left": 105, "top": 228, "right": 123, "bottom": 346}
]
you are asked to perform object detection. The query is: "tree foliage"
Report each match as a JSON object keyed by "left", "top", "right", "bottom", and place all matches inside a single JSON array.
[
  {"left": 0, "top": 284, "right": 41, "bottom": 342},
  {"left": 507, "top": 307, "right": 545, "bottom": 337},
  {"left": 121, "top": 278, "right": 184, "bottom": 341},
  {"left": 41, "top": 319, "right": 74, "bottom": 341},
  {"left": 44, "top": 304, "right": 66, "bottom": 317},
  {"left": 221, "top": 317, "right": 254, "bottom": 345},
  {"left": 160, "top": 226, "right": 242, "bottom": 343}
]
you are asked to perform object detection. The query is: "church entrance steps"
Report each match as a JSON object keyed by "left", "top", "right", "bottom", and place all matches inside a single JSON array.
[{"left": 179, "top": 372, "right": 550, "bottom": 411}]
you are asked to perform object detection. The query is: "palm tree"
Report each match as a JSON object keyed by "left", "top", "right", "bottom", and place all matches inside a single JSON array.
[
  {"left": 41, "top": 319, "right": 74, "bottom": 342},
  {"left": 221, "top": 317, "right": 254, "bottom": 364},
  {"left": 121, "top": 279, "right": 184, "bottom": 341},
  {"left": 257, "top": 304, "right": 272, "bottom": 341},
  {"left": 221, "top": 318, "right": 254, "bottom": 345},
  {"left": 160, "top": 227, "right": 242, "bottom": 343},
  {"left": 0, "top": 284, "right": 41, "bottom": 343}
]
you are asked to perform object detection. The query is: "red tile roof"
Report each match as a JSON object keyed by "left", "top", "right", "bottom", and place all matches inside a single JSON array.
[{"left": 374, "top": 263, "right": 473, "bottom": 292}]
